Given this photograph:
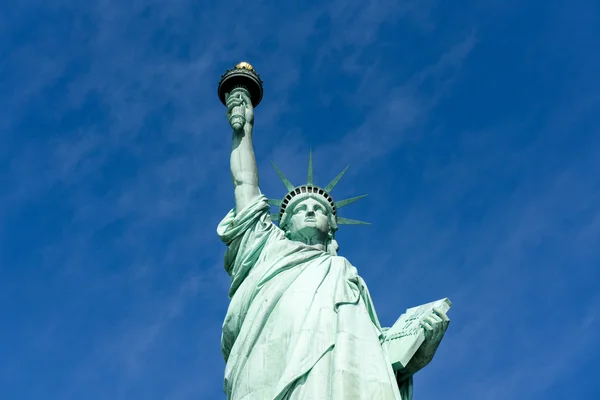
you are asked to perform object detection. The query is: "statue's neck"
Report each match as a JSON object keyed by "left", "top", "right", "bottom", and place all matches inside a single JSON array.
[
  {"left": 305, "top": 242, "right": 326, "bottom": 251},
  {"left": 286, "top": 229, "right": 329, "bottom": 251},
  {"left": 292, "top": 238, "right": 326, "bottom": 251}
]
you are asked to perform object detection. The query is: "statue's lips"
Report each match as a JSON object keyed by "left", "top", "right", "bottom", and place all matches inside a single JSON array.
[{"left": 304, "top": 218, "right": 316, "bottom": 222}]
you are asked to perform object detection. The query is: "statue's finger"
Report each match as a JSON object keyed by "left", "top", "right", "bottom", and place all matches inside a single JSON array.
[
  {"left": 227, "top": 99, "right": 242, "bottom": 111},
  {"left": 431, "top": 319, "right": 442, "bottom": 336},
  {"left": 433, "top": 308, "right": 450, "bottom": 322},
  {"left": 443, "top": 319, "right": 450, "bottom": 331},
  {"left": 238, "top": 90, "right": 252, "bottom": 105},
  {"left": 434, "top": 326, "right": 444, "bottom": 343},
  {"left": 226, "top": 96, "right": 241, "bottom": 105},
  {"left": 429, "top": 314, "right": 443, "bottom": 324},
  {"left": 421, "top": 321, "right": 433, "bottom": 331},
  {"left": 439, "top": 321, "right": 447, "bottom": 337},
  {"left": 433, "top": 326, "right": 442, "bottom": 342},
  {"left": 421, "top": 323, "right": 434, "bottom": 340}
]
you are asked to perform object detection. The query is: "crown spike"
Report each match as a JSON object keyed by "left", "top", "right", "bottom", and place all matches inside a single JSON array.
[
  {"left": 307, "top": 148, "right": 314, "bottom": 185},
  {"left": 271, "top": 161, "right": 295, "bottom": 191},
  {"left": 268, "top": 198, "right": 282, "bottom": 207},
  {"left": 336, "top": 217, "right": 371, "bottom": 225},
  {"left": 335, "top": 194, "right": 368, "bottom": 209},
  {"left": 324, "top": 165, "right": 350, "bottom": 192}
]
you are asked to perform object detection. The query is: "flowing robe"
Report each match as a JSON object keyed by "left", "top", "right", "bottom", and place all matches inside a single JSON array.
[{"left": 218, "top": 195, "right": 413, "bottom": 400}]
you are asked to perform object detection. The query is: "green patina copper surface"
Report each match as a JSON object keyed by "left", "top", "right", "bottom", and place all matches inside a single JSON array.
[{"left": 217, "top": 62, "right": 450, "bottom": 400}]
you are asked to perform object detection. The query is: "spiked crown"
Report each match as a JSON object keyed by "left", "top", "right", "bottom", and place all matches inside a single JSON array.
[{"left": 268, "top": 150, "right": 370, "bottom": 226}]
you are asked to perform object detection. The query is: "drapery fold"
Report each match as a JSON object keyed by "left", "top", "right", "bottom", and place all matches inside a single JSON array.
[{"left": 218, "top": 195, "right": 412, "bottom": 399}]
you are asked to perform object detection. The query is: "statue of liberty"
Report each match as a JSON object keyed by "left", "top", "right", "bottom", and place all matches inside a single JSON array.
[{"left": 217, "top": 62, "right": 450, "bottom": 400}]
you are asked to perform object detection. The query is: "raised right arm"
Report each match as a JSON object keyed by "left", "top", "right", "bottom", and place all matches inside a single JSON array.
[{"left": 227, "top": 90, "right": 261, "bottom": 212}]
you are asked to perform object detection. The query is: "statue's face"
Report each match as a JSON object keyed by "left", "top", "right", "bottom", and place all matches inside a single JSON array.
[{"left": 287, "top": 198, "right": 330, "bottom": 243}]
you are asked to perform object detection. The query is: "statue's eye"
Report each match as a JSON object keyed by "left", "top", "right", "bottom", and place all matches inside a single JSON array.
[{"left": 295, "top": 205, "right": 307, "bottom": 214}]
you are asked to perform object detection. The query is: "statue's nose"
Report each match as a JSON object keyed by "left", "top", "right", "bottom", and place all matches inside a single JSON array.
[{"left": 306, "top": 210, "right": 315, "bottom": 216}]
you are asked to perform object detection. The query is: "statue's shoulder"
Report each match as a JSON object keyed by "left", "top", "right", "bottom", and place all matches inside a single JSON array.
[{"left": 330, "top": 253, "right": 350, "bottom": 263}]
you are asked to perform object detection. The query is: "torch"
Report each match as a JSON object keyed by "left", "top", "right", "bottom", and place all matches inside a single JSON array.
[{"left": 218, "top": 62, "right": 264, "bottom": 130}]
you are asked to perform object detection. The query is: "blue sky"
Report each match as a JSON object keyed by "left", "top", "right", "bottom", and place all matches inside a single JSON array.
[{"left": 1, "top": 0, "right": 599, "bottom": 399}]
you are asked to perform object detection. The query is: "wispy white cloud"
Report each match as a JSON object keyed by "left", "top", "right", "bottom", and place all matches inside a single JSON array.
[
  {"left": 2, "top": 0, "right": 598, "bottom": 399},
  {"left": 367, "top": 91, "right": 600, "bottom": 398},
  {"left": 4, "top": 1, "right": 448, "bottom": 397}
]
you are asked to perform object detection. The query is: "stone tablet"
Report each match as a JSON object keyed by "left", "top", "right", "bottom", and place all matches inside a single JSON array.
[
  {"left": 217, "top": 62, "right": 452, "bottom": 399},
  {"left": 384, "top": 298, "right": 452, "bottom": 371}
]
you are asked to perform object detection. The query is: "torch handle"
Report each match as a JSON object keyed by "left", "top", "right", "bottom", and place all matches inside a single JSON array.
[{"left": 227, "top": 87, "right": 252, "bottom": 132}]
